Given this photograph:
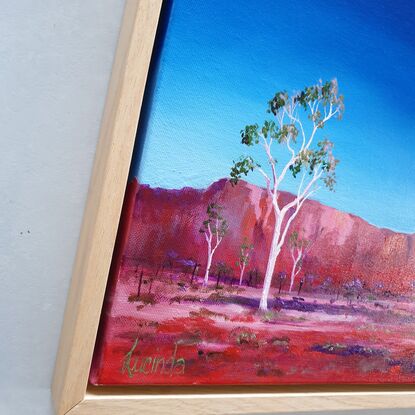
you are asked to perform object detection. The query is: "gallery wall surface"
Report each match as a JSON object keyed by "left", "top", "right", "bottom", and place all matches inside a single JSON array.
[
  {"left": 0, "top": 0, "right": 410, "bottom": 414},
  {"left": 0, "top": 1, "right": 125, "bottom": 413}
]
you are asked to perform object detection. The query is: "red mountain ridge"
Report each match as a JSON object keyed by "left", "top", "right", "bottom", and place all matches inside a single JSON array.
[{"left": 121, "top": 178, "right": 415, "bottom": 293}]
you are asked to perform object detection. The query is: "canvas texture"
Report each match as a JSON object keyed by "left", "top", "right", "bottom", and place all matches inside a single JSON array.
[{"left": 90, "top": 0, "right": 415, "bottom": 385}]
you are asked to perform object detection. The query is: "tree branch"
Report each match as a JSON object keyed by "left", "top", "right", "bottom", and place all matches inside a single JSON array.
[
  {"left": 286, "top": 136, "right": 295, "bottom": 158},
  {"left": 277, "top": 196, "right": 308, "bottom": 251},
  {"left": 298, "top": 170, "right": 322, "bottom": 201},
  {"left": 262, "top": 136, "right": 278, "bottom": 196},
  {"left": 214, "top": 218, "right": 220, "bottom": 248},
  {"left": 277, "top": 153, "right": 297, "bottom": 185},
  {"left": 207, "top": 222, "right": 212, "bottom": 242},
  {"left": 283, "top": 106, "right": 306, "bottom": 150},
  {"left": 297, "top": 171, "right": 306, "bottom": 200},
  {"left": 257, "top": 166, "right": 272, "bottom": 195}
]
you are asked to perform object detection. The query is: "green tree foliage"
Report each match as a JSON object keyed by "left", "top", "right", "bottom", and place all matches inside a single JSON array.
[
  {"left": 230, "top": 79, "right": 343, "bottom": 191},
  {"left": 199, "top": 202, "right": 228, "bottom": 238}
]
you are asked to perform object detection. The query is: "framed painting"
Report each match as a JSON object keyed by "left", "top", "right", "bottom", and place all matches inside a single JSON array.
[{"left": 52, "top": 0, "right": 415, "bottom": 414}]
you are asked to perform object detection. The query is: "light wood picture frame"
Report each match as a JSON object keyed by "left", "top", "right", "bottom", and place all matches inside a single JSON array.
[{"left": 52, "top": 1, "right": 415, "bottom": 414}]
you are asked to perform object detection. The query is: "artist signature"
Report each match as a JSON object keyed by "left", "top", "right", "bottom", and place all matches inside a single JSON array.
[{"left": 121, "top": 337, "right": 186, "bottom": 379}]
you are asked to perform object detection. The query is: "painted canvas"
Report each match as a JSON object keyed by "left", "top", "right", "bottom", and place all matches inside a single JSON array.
[{"left": 90, "top": 0, "right": 415, "bottom": 385}]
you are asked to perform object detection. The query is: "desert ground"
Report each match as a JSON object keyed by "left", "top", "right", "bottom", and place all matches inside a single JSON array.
[{"left": 91, "top": 264, "right": 415, "bottom": 386}]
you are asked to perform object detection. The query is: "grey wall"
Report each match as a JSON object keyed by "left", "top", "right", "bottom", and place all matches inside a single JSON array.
[
  {"left": 0, "top": 1, "right": 125, "bottom": 413},
  {"left": 0, "top": 1, "right": 407, "bottom": 414}
]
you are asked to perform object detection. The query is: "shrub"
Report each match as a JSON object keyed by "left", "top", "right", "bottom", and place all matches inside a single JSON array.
[
  {"left": 268, "top": 336, "right": 290, "bottom": 352},
  {"left": 230, "top": 327, "right": 259, "bottom": 347},
  {"left": 169, "top": 294, "right": 202, "bottom": 304},
  {"left": 128, "top": 292, "right": 156, "bottom": 305},
  {"left": 261, "top": 309, "right": 280, "bottom": 323},
  {"left": 189, "top": 307, "right": 228, "bottom": 320}
]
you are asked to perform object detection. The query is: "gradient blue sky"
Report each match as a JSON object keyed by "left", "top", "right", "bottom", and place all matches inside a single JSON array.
[{"left": 133, "top": 0, "right": 415, "bottom": 233}]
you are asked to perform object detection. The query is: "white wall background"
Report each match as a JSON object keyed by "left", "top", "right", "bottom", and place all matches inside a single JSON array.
[
  {"left": 0, "top": 1, "right": 125, "bottom": 413},
  {"left": 0, "top": 1, "right": 409, "bottom": 414}
]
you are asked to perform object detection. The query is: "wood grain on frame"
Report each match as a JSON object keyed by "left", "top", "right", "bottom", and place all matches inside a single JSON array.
[
  {"left": 51, "top": 1, "right": 163, "bottom": 414},
  {"left": 68, "top": 385, "right": 415, "bottom": 414},
  {"left": 52, "top": 0, "right": 415, "bottom": 413}
]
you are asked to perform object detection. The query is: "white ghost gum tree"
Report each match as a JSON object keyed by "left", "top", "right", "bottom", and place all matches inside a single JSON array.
[
  {"left": 288, "top": 227, "right": 324, "bottom": 292},
  {"left": 288, "top": 231, "right": 309, "bottom": 293},
  {"left": 199, "top": 203, "right": 228, "bottom": 285},
  {"left": 236, "top": 237, "right": 254, "bottom": 286},
  {"left": 230, "top": 79, "right": 344, "bottom": 310}
]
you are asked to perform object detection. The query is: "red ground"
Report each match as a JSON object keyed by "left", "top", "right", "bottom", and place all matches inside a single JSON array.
[{"left": 90, "top": 267, "right": 415, "bottom": 385}]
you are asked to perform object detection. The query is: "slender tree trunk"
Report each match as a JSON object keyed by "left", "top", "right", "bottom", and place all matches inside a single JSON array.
[
  {"left": 254, "top": 270, "right": 258, "bottom": 287},
  {"left": 259, "top": 220, "right": 281, "bottom": 311},
  {"left": 278, "top": 279, "right": 283, "bottom": 294},
  {"left": 298, "top": 280, "right": 304, "bottom": 296},
  {"left": 155, "top": 264, "right": 161, "bottom": 279},
  {"left": 190, "top": 264, "right": 197, "bottom": 285},
  {"left": 289, "top": 263, "right": 301, "bottom": 293},
  {"left": 289, "top": 267, "right": 296, "bottom": 293},
  {"left": 239, "top": 264, "right": 246, "bottom": 286},
  {"left": 289, "top": 250, "right": 302, "bottom": 293},
  {"left": 137, "top": 270, "right": 143, "bottom": 298},
  {"left": 216, "top": 272, "right": 221, "bottom": 289},
  {"left": 203, "top": 245, "right": 212, "bottom": 285}
]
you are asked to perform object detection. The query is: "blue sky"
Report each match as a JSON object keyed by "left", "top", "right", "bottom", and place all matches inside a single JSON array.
[{"left": 132, "top": 0, "right": 415, "bottom": 233}]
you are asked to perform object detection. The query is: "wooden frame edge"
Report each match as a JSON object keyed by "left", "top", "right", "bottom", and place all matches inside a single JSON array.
[
  {"left": 68, "top": 386, "right": 415, "bottom": 414},
  {"left": 51, "top": 1, "right": 163, "bottom": 414}
]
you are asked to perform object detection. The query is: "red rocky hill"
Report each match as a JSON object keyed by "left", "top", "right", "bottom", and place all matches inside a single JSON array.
[{"left": 120, "top": 178, "right": 415, "bottom": 293}]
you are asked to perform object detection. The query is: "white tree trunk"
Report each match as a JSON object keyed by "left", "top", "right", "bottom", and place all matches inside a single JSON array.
[
  {"left": 259, "top": 216, "right": 281, "bottom": 310},
  {"left": 239, "top": 264, "right": 246, "bottom": 286},
  {"left": 203, "top": 247, "right": 212, "bottom": 285},
  {"left": 289, "top": 265, "right": 296, "bottom": 293},
  {"left": 289, "top": 250, "right": 302, "bottom": 293}
]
